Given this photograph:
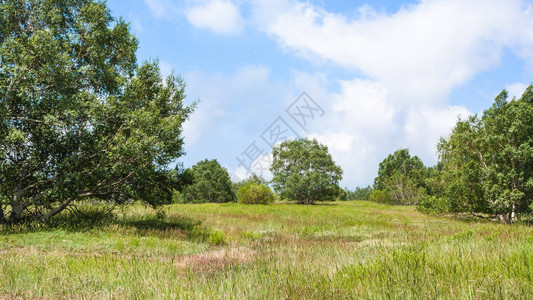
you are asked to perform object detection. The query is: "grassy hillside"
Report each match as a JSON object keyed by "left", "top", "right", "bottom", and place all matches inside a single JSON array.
[{"left": 1, "top": 201, "right": 532, "bottom": 299}]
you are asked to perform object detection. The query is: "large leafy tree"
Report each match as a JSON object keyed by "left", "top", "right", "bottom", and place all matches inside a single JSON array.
[
  {"left": 0, "top": 0, "right": 194, "bottom": 223},
  {"left": 270, "top": 138, "right": 343, "bottom": 204},
  {"left": 182, "top": 159, "right": 235, "bottom": 203},
  {"left": 438, "top": 88, "right": 533, "bottom": 222}
]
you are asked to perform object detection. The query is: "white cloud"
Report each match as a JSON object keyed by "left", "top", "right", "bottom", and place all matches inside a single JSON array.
[
  {"left": 309, "top": 132, "right": 353, "bottom": 152},
  {"left": 186, "top": 0, "right": 243, "bottom": 35},
  {"left": 331, "top": 79, "right": 395, "bottom": 134},
  {"left": 404, "top": 106, "right": 471, "bottom": 162},
  {"left": 144, "top": 0, "right": 180, "bottom": 19},
  {"left": 253, "top": 0, "right": 533, "bottom": 102},
  {"left": 246, "top": 0, "right": 533, "bottom": 186},
  {"left": 296, "top": 76, "right": 400, "bottom": 187},
  {"left": 300, "top": 77, "right": 471, "bottom": 187},
  {"left": 506, "top": 82, "right": 529, "bottom": 99}
]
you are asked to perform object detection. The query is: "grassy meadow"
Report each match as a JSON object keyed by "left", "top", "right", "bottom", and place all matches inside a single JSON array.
[{"left": 1, "top": 201, "right": 533, "bottom": 299}]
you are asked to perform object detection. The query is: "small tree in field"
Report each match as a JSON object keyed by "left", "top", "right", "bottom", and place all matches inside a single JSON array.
[
  {"left": 372, "top": 149, "right": 428, "bottom": 205},
  {"left": 0, "top": 0, "right": 194, "bottom": 223},
  {"left": 182, "top": 159, "right": 235, "bottom": 203},
  {"left": 270, "top": 138, "right": 343, "bottom": 204}
]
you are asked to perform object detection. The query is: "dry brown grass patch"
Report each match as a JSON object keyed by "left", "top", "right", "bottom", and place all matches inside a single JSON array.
[{"left": 175, "top": 247, "right": 257, "bottom": 272}]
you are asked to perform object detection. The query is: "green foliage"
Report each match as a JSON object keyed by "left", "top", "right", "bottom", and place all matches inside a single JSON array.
[
  {"left": 374, "top": 149, "right": 427, "bottom": 191},
  {"left": 170, "top": 164, "right": 195, "bottom": 204},
  {"left": 270, "top": 138, "right": 343, "bottom": 204},
  {"left": 345, "top": 186, "right": 373, "bottom": 200},
  {"left": 232, "top": 174, "right": 267, "bottom": 196},
  {"left": 0, "top": 0, "right": 194, "bottom": 223},
  {"left": 237, "top": 183, "right": 275, "bottom": 204},
  {"left": 423, "top": 163, "right": 446, "bottom": 199},
  {"left": 189, "top": 224, "right": 226, "bottom": 245},
  {"left": 337, "top": 188, "right": 348, "bottom": 201},
  {"left": 369, "top": 189, "right": 389, "bottom": 203},
  {"left": 207, "top": 230, "right": 226, "bottom": 246},
  {"left": 182, "top": 159, "right": 235, "bottom": 203},
  {"left": 436, "top": 86, "right": 533, "bottom": 222},
  {"left": 372, "top": 149, "right": 428, "bottom": 205},
  {"left": 417, "top": 195, "right": 449, "bottom": 214}
]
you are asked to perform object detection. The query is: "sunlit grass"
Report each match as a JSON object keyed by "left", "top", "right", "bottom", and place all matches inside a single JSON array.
[{"left": 1, "top": 201, "right": 532, "bottom": 299}]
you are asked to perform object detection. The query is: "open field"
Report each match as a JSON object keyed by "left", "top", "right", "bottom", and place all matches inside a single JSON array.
[{"left": 1, "top": 201, "right": 533, "bottom": 299}]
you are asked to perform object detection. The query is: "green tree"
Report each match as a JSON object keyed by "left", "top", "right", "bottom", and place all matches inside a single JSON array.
[
  {"left": 372, "top": 149, "right": 428, "bottom": 205},
  {"left": 237, "top": 183, "right": 274, "bottom": 204},
  {"left": 182, "top": 159, "right": 235, "bottom": 203},
  {"left": 0, "top": 0, "right": 194, "bottom": 223},
  {"left": 437, "top": 88, "right": 533, "bottom": 222},
  {"left": 436, "top": 117, "right": 488, "bottom": 214},
  {"left": 270, "top": 138, "right": 343, "bottom": 204},
  {"left": 346, "top": 186, "right": 373, "bottom": 200},
  {"left": 232, "top": 173, "right": 267, "bottom": 196},
  {"left": 337, "top": 187, "right": 348, "bottom": 201}
]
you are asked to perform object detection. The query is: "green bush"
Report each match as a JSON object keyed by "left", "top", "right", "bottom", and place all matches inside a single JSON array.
[
  {"left": 369, "top": 189, "right": 390, "bottom": 203},
  {"left": 417, "top": 195, "right": 449, "bottom": 214},
  {"left": 237, "top": 183, "right": 275, "bottom": 205}
]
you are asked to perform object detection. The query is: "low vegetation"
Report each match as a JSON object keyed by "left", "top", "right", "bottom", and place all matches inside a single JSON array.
[
  {"left": 237, "top": 183, "right": 275, "bottom": 204},
  {"left": 1, "top": 201, "right": 533, "bottom": 299}
]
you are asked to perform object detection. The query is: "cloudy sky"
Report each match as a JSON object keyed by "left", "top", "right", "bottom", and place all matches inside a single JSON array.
[{"left": 108, "top": 0, "right": 533, "bottom": 188}]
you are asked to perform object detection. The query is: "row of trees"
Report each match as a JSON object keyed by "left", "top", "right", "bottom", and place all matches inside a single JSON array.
[
  {"left": 370, "top": 86, "right": 533, "bottom": 223},
  {"left": 175, "top": 138, "right": 344, "bottom": 205}
]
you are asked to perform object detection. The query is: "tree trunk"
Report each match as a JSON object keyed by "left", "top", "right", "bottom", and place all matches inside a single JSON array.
[
  {"left": 498, "top": 214, "right": 509, "bottom": 224},
  {"left": 40, "top": 197, "right": 74, "bottom": 222},
  {"left": 8, "top": 200, "right": 25, "bottom": 224},
  {"left": 0, "top": 205, "right": 5, "bottom": 224}
]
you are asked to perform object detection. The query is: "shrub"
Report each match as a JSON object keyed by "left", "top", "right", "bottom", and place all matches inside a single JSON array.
[
  {"left": 369, "top": 189, "right": 390, "bottom": 203},
  {"left": 237, "top": 183, "right": 275, "bottom": 205},
  {"left": 417, "top": 195, "right": 449, "bottom": 214}
]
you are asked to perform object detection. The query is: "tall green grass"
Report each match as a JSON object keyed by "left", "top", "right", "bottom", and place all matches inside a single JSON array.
[{"left": 1, "top": 201, "right": 532, "bottom": 299}]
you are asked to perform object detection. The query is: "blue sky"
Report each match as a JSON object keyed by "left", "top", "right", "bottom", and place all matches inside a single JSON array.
[{"left": 107, "top": 0, "right": 533, "bottom": 188}]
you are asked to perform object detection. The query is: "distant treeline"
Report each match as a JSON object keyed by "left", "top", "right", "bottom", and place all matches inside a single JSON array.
[{"left": 338, "top": 186, "right": 373, "bottom": 201}]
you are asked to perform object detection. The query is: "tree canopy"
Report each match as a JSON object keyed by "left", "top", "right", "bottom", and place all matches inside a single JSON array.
[
  {"left": 372, "top": 149, "right": 427, "bottom": 205},
  {"left": 182, "top": 159, "right": 235, "bottom": 203},
  {"left": 270, "top": 138, "right": 343, "bottom": 204},
  {"left": 0, "top": 0, "right": 194, "bottom": 223},
  {"left": 435, "top": 87, "right": 533, "bottom": 222}
]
